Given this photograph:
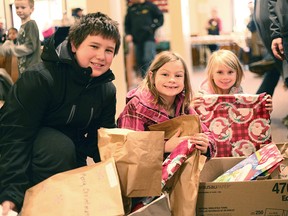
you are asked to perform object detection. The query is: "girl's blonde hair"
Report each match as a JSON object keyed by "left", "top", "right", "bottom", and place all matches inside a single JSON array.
[
  {"left": 140, "top": 51, "right": 193, "bottom": 112},
  {"left": 206, "top": 49, "right": 244, "bottom": 94}
]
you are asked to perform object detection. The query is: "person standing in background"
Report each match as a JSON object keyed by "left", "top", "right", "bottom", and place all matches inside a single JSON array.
[
  {"left": 269, "top": 0, "right": 288, "bottom": 69},
  {"left": 0, "top": 0, "right": 41, "bottom": 77},
  {"left": 206, "top": 8, "right": 222, "bottom": 53},
  {"left": 124, "top": 0, "right": 164, "bottom": 79},
  {"left": 268, "top": 0, "right": 288, "bottom": 127},
  {"left": 246, "top": 1, "right": 263, "bottom": 63},
  {"left": 72, "top": 7, "right": 84, "bottom": 21},
  {"left": 0, "top": 19, "right": 6, "bottom": 44},
  {"left": 7, "top": 27, "right": 18, "bottom": 44}
]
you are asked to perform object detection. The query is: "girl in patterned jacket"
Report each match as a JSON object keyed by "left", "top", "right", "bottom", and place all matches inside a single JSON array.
[{"left": 117, "top": 51, "right": 216, "bottom": 158}]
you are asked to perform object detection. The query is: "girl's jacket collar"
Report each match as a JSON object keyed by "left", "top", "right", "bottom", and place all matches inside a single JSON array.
[{"left": 126, "top": 87, "right": 185, "bottom": 118}]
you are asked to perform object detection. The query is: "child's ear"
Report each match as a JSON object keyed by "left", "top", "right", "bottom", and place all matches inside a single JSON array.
[{"left": 71, "top": 42, "right": 77, "bottom": 53}]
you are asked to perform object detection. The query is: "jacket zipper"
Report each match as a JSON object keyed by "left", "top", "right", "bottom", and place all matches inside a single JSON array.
[
  {"left": 81, "top": 107, "right": 94, "bottom": 129},
  {"left": 66, "top": 105, "right": 76, "bottom": 124}
]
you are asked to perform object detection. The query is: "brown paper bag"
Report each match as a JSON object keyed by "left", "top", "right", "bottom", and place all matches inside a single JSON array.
[
  {"left": 148, "top": 115, "right": 201, "bottom": 139},
  {"left": 163, "top": 151, "right": 207, "bottom": 216},
  {"left": 270, "top": 143, "right": 288, "bottom": 179},
  {"left": 127, "top": 192, "right": 171, "bottom": 216},
  {"left": 148, "top": 115, "right": 206, "bottom": 215},
  {"left": 21, "top": 158, "right": 124, "bottom": 216},
  {"left": 98, "top": 128, "right": 165, "bottom": 197}
]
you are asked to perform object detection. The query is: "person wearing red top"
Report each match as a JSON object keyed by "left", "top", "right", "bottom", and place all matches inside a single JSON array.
[{"left": 206, "top": 8, "right": 222, "bottom": 53}]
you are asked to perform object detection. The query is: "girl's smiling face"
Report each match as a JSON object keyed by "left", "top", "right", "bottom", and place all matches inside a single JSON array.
[
  {"left": 71, "top": 34, "right": 115, "bottom": 77},
  {"left": 212, "top": 64, "right": 237, "bottom": 94},
  {"left": 151, "top": 60, "right": 185, "bottom": 104}
]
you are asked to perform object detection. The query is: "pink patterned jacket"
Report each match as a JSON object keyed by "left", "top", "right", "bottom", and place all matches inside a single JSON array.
[{"left": 117, "top": 87, "right": 217, "bottom": 158}]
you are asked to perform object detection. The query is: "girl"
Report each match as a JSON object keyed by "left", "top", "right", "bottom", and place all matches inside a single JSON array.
[
  {"left": 117, "top": 51, "right": 216, "bottom": 157},
  {"left": 193, "top": 49, "right": 273, "bottom": 111}
]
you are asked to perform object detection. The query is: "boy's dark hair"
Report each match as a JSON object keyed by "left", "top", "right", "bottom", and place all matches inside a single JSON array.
[{"left": 68, "top": 12, "right": 121, "bottom": 55}]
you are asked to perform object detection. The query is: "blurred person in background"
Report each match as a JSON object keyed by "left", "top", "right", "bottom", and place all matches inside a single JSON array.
[
  {"left": 124, "top": 0, "right": 164, "bottom": 79},
  {"left": 253, "top": 0, "right": 288, "bottom": 127},
  {"left": 0, "top": 19, "right": 6, "bottom": 44},
  {"left": 205, "top": 8, "right": 222, "bottom": 53}
]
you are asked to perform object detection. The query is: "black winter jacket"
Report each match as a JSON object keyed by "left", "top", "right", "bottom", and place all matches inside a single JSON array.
[
  {"left": 268, "top": 0, "right": 288, "bottom": 40},
  {"left": 0, "top": 29, "right": 116, "bottom": 210},
  {"left": 124, "top": 1, "right": 164, "bottom": 44}
]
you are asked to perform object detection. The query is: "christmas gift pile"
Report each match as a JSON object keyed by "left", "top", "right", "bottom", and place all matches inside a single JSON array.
[{"left": 196, "top": 143, "right": 287, "bottom": 215}]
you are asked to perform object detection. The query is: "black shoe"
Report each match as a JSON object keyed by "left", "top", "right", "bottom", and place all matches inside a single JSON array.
[{"left": 248, "top": 59, "right": 276, "bottom": 75}]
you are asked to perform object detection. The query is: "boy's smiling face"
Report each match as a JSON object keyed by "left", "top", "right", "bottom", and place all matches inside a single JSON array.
[{"left": 71, "top": 35, "right": 116, "bottom": 77}]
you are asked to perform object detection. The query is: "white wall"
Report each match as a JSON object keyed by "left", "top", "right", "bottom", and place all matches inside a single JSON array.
[
  {"left": 189, "top": 0, "right": 233, "bottom": 35},
  {"left": 0, "top": 0, "right": 6, "bottom": 28}
]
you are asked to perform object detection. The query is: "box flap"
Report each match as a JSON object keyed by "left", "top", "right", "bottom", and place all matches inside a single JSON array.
[{"left": 200, "top": 157, "right": 244, "bottom": 182}]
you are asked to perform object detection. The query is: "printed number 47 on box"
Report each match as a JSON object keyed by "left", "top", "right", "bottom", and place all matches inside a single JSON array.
[{"left": 272, "top": 182, "right": 288, "bottom": 201}]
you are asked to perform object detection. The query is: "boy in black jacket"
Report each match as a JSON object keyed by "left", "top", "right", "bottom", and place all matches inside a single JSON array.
[{"left": 0, "top": 12, "right": 121, "bottom": 215}]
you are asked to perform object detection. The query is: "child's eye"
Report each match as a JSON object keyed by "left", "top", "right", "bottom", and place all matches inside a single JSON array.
[
  {"left": 106, "top": 49, "right": 114, "bottom": 54},
  {"left": 216, "top": 71, "right": 222, "bottom": 74},
  {"left": 160, "top": 73, "right": 168, "bottom": 76},
  {"left": 176, "top": 74, "right": 183, "bottom": 78},
  {"left": 91, "top": 45, "right": 99, "bottom": 49},
  {"left": 228, "top": 70, "right": 235, "bottom": 74}
]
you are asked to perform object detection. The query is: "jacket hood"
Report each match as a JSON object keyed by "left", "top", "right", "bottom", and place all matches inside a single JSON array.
[
  {"left": 126, "top": 87, "right": 185, "bottom": 115},
  {"left": 41, "top": 27, "right": 93, "bottom": 76},
  {"left": 41, "top": 27, "right": 70, "bottom": 63},
  {"left": 126, "top": 87, "right": 155, "bottom": 107}
]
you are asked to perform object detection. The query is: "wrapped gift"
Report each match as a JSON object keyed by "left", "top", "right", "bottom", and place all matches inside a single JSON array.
[
  {"left": 195, "top": 93, "right": 272, "bottom": 157},
  {"left": 214, "top": 144, "right": 283, "bottom": 182}
]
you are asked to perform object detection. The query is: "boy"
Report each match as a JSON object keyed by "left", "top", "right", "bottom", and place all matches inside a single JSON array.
[
  {"left": 0, "top": 12, "right": 121, "bottom": 215},
  {"left": 0, "top": 0, "right": 41, "bottom": 76}
]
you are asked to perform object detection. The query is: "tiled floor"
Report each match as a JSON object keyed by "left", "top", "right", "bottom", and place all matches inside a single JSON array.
[{"left": 191, "top": 65, "right": 288, "bottom": 143}]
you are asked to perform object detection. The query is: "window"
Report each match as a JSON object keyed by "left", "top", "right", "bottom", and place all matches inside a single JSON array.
[{"left": 11, "top": 0, "right": 63, "bottom": 41}]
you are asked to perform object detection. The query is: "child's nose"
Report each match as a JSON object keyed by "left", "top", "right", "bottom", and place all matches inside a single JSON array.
[{"left": 96, "top": 50, "right": 105, "bottom": 59}]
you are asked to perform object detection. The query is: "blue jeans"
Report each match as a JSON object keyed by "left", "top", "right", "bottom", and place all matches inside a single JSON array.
[{"left": 134, "top": 41, "right": 156, "bottom": 78}]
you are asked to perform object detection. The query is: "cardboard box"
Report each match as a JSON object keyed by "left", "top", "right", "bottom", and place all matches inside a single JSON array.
[{"left": 196, "top": 157, "right": 288, "bottom": 216}]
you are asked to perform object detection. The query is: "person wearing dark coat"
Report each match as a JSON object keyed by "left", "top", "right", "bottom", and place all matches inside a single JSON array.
[
  {"left": 253, "top": 0, "right": 282, "bottom": 96},
  {"left": 0, "top": 12, "right": 121, "bottom": 215},
  {"left": 124, "top": 0, "right": 164, "bottom": 78},
  {"left": 268, "top": 0, "right": 288, "bottom": 126},
  {"left": 253, "top": 0, "right": 288, "bottom": 127}
]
